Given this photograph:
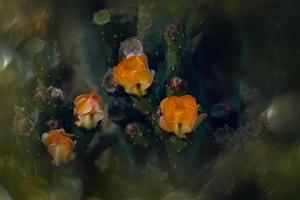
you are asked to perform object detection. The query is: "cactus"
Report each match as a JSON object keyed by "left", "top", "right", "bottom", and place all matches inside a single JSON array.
[
  {"left": 100, "top": 20, "right": 208, "bottom": 173},
  {"left": 7, "top": 2, "right": 211, "bottom": 196},
  {"left": 3, "top": 1, "right": 300, "bottom": 199}
]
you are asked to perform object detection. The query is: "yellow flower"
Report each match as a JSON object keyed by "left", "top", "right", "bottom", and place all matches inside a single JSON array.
[
  {"left": 74, "top": 92, "right": 105, "bottom": 130},
  {"left": 41, "top": 129, "right": 76, "bottom": 166},
  {"left": 159, "top": 95, "right": 207, "bottom": 138},
  {"left": 112, "top": 54, "right": 154, "bottom": 96}
]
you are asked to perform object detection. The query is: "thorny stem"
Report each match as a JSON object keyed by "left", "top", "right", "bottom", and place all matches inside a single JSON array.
[
  {"left": 164, "top": 24, "right": 185, "bottom": 79},
  {"left": 131, "top": 96, "right": 156, "bottom": 116}
]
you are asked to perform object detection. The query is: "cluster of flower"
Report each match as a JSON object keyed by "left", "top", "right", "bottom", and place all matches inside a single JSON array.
[{"left": 38, "top": 25, "right": 207, "bottom": 167}]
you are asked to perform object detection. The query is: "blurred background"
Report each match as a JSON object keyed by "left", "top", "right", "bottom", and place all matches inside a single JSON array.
[{"left": 1, "top": 0, "right": 300, "bottom": 199}]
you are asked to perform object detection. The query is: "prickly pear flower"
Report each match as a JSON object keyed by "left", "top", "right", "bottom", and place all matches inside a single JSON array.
[
  {"left": 112, "top": 54, "right": 154, "bottom": 97},
  {"left": 41, "top": 129, "right": 76, "bottom": 166},
  {"left": 74, "top": 92, "right": 105, "bottom": 130},
  {"left": 159, "top": 95, "right": 207, "bottom": 138}
]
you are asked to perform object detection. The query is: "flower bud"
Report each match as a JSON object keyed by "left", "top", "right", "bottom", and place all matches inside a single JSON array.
[
  {"left": 102, "top": 69, "right": 125, "bottom": 96},
  {"left": 166, "top": 76, "right": 187, "bottom": 95},
  {"left": 209, "top": 103, "right": 238, "bottom": 129},
  {"left": 13, "top": 106, "right": 38, "bottom": 135},
  {"left": 34, "top": 86, "right": 66, "bottom": 105},
  {"left": 159, "top": 95, "right": 206, "bottom": 138},
  {"left": 33, "top": 88, "right": 48, "bottom": 103},
  {"left": 125, "top": 122, "right": 140, "bottom": 136},
  {"left": 46, "top": 119, "right": 60, "bottom": 130},
  {"left": 41, "top": 128, "right": 76, "bottom": 166},
  {"left": 164, "top": 24, "right": 183, "bottom": 41},
  {"left": 74, "top": 92, "right": 105, "bottom": 130},
  {"left": 47, "top": 86, "right": 64, "bottom": 102},
  {"left": 118, "top": 37, "right": 143, "bottom": 61}
]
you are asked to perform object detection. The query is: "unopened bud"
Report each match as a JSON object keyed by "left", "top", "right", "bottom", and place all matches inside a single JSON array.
[
  {"left": 13, "top": 106, "right": 38, "bottom": 135},
  {"left": 33, "top": 88, "right": 48, "bottom": 103},
  {"left": 46, "top": 119, "right": 60, "bottom": 130},
  {"left": 125, "top": 122, "right": 140, "bottom": 136},
  {"left": 47, "top": 86, "right": 64, "bottom": 101},
  {"left": 118, "top": 37, "right": 143, "bottom": 61},
  {"left": 166, "top": 76, "right": 187, "bottom": 93},
  {"left": 102, "top": 69, "right": 124, "bottom": 96},
  {"left": 209, "top": 103, "right": 238, "bottom": 129},
  {"left": 164, "top": 24, "right": 182, "bottom": 39}
]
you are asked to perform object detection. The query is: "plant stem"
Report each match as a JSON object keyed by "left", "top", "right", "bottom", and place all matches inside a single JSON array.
[{"left": 164, "top": 24, "right": 185, "bottom": 79}]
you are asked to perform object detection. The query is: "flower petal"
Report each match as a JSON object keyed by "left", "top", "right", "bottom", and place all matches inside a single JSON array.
[{"left": 159, "top": 116, "right": 173, "bottom": 133}]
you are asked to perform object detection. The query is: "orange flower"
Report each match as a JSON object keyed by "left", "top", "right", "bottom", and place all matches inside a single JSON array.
[
  {"left": 159, "top": 95, "right": 207, "bottom": 138},
  {"left": 74, "top": 92, "right": 105, "bottom": 130},
  {"left": 41, "top": 129, "right": 76, "bottom": 166},
  {"left": 112, "top": 54, "right": 154, "bottom": 96}
]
